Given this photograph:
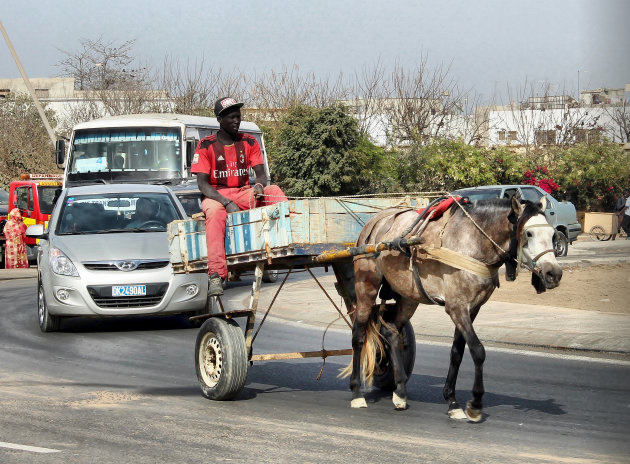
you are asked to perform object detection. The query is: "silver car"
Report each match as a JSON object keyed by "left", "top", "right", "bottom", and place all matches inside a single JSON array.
[{"left": 27, "top": 184, "right": 208, "bottom": 332}]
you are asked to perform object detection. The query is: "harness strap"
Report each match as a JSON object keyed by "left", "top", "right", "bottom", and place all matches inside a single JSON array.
[
  {"left": 418, "top": 246, "right": 499, "bottom": 278},
  {"left": 531, "top": 248, "right": 555, "bottom": 265},
  {"left": 411, "top": 261, "right": 442, "bottom": 306}
]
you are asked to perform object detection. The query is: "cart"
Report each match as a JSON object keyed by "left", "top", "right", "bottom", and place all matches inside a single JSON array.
[
  {"left": 168, "top": 195, "right": 432, "bottom": 400},
  {"left": 584, "top": 212, "right": 620, "bottom": 241}
]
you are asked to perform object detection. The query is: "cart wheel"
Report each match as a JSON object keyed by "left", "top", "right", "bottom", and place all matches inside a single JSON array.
[
  {"left": 262, "top": 269, "right": 279, "bottom": 283},
  {"left": 373, "top": 321, "right": 416, "bottom": 391},
  {"left": 195, "top": 317, "right": 248, "bottom": 400},
  {"left": 589, "top": 226, "right": 611, "bottom": 241}
]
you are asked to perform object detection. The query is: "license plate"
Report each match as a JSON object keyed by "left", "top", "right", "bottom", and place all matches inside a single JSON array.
[{"left": 112, "top": 285, "right": 147, "bottom": 297}]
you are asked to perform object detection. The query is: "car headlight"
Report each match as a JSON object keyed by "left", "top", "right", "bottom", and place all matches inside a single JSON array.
[{"left": 50, "top": 247, "right": 79, "bottom": 277}]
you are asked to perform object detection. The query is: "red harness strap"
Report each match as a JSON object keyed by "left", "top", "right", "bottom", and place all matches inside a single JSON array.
[{"left": 416, "top": 196, "right": 460, "bottom": 220}]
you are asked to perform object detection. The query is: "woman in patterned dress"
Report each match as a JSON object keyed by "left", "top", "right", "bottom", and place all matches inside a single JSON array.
[{"left": 3, "top": 208, "right": 28, "bottom": 269}]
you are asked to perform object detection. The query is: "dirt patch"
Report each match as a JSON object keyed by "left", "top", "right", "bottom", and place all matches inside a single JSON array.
[{"left": 490, "top": 263, "right": 630, "bottom": 314}]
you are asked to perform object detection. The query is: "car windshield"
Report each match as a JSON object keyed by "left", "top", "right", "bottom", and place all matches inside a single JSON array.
[
  {"left": 453, "top": 188, "right": 502, "bottom": 201},
  {"left": 65, "top": 127, "right": 183, "bottom": 185},
  {"left": 0, "top": 189, "right": 8, "bottom": 203},
  {"left": 57, "top": 192, "right": 181, "bottom": 234},
  {"left": 37, "top": 186, "right": 61, "bottom": 214},
  {"left": 175, "top": 193, "right": 203, "bottom": 217}
]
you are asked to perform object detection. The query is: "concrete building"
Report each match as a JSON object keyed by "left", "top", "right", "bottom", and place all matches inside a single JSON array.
[{"left": 0, "top": 77, "right": 172, "bottom": 133}]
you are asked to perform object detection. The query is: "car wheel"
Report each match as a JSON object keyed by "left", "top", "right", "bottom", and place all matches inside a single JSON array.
[
  {"left": 553, "top": 230, "right": 568, "bottom": 257},
  {"left": 262, "top": 269, "right": 279, "bottom": 283},
  {"left": 38, "top": 279, "right": 60, "bottom": 332}
]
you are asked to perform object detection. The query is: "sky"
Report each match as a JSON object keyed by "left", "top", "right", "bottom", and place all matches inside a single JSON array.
[{"left": 1, "top": 0, "right": 629, "bottom": 104}]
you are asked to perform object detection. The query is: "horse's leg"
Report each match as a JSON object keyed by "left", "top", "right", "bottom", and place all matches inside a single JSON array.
[
  {"left": 443, "top": 326, "right": 469, "bottom": 420},
  {"left": 350, "top": 258, "right": 381, "bottom": 408},
  {"left": 444, "top": 304, "right": 485, "bottom": 422},
  {"left": 382, "top": 298, "right": 417, "bottom": 410}
]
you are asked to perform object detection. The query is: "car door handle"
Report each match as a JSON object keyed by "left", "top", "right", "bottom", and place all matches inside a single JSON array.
[{"left": 549, "top": 211, "right": 555, "bottom": 215}]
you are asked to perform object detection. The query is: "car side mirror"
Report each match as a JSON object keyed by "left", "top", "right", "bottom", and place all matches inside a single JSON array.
[
  {"left": 186, "top": 140, "right": 196, "bottom": 168},
  {"left": 26, "top": 224, "right": 47, "bottom": 239},
  {"left": 55, "top": 139, "right": 66, "bottom": 166}
]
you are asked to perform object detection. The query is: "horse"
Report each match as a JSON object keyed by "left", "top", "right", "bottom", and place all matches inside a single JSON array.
[{"left": 346, "top": 195, "right": 562, "bottom": 421}]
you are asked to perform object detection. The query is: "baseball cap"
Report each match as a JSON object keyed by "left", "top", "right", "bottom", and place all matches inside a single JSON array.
[{"left": 214, "top": 97, "right": 244, "bottom": 117}]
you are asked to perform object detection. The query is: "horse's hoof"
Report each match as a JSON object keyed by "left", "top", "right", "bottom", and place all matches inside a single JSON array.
[
  {"left": 465, "top": 400, "right": 483, "bottom": 422},
  {"left": 351, "top": 398, "right": 367, "bottom": 408},
  {"left": 448, "top": 408, "right": 468, "bottom": 420},
  {"left": 392, "top": 392, "right": 407, "bottom": 410}
]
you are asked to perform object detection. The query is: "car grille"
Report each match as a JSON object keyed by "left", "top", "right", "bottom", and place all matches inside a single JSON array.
[
  {"left": 83, "top": 260, "right": 170, "bottom": 271},
  {"left": 87, "top": 283, "right": 168, "bottom": 308}
]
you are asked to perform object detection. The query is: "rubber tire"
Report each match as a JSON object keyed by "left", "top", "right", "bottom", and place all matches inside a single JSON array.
[
  {"left": 195, "top": 317, "right": 248, "bottom": 400},
  {"left": 589, "top": 226, "right": 611, "bottom": 242},
  {"left": 187, "top": 296, "right": 219, "bottom": 328},
  {"left": 553, "top": 230, "right": 569, "bottom": 257},
  {"left": 38, "top": 279, "right": 60, "bottom": 332},
  {"left": 262, "top": 269, "right": 279, "bottom": 283},
  {"left": 373, "top": 321, "right": 416, "bottom": 391}
]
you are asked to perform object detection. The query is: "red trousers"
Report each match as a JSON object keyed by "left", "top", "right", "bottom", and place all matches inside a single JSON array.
[{"left": 202, "top": 184, "right": 287, "bottom": 278}]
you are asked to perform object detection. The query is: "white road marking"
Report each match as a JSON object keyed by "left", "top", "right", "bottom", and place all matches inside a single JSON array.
[
  {"left": 272, "top": 317, "right": 630, "bottom": 366},
  {"left": 0, "top": 441, "right": 61, "bottom": 453},
  {"left": 419, "top": 340, "right": 630, "bottom": 366}
]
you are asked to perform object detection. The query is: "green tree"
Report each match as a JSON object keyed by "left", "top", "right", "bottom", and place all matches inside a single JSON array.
[
  {"left": 268, "top": 105, "right": 385, "bottom": 197},
  {"left": 547, "top": 142, "right": 629, "bottom": 211},
  {"left": 0, "top": 93, "right": 60, "bottom": 190},
  {"left": 392, "top": 139, "right": 526, "bottom": 193}
]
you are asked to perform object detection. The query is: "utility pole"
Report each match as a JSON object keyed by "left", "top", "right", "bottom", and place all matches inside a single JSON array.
[{"left": 0, "top": 19, "right": 56, "bottom": 146}]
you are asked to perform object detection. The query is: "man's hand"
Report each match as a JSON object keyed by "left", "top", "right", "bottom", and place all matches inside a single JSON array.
[
  {"left": 253, "top": 183, "right": 264, "bottom": 198},
  {"left": 225, "top": 201, "right": 240, "bottom": 213}
]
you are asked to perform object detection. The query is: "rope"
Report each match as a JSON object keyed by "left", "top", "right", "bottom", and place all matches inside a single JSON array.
[
  {"left": 445, "top": 193, "right": 510, "bottom": 257},
  {"left": 257, "top": 191, "right": 446, "bottom": 201}
]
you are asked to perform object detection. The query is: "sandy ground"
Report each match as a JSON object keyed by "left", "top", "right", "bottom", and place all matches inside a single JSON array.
[{"left": 490, "top": 262, "right": 630, "bottom": 314}]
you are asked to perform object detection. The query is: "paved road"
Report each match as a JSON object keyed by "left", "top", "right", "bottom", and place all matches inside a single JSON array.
[
  {"left": 2, "top": 235, "right": 630, "bottom": 356},
  {"left": 1, "top": 278, "right": 629, "bottom": 463}
]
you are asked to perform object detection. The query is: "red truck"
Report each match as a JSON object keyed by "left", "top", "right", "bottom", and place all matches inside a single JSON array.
[{"left": 2, "top": 174, "right": 62, "bottom": 264}]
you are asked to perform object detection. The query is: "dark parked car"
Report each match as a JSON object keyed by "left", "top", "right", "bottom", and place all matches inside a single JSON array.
[{"left": 452, "top": 184, "right": 581, "bottom": 256}]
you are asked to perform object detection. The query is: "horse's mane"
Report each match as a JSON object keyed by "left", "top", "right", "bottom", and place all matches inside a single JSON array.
[{"left": 454, "top": 197, "right": 545, "bottom": 234}]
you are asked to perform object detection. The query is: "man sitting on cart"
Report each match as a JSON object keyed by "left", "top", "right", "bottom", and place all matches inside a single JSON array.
[{"left": 191, "top": 97, "right": 287, "bottom": 296}]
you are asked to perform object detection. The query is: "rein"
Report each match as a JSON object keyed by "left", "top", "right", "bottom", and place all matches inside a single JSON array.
[{"left": 390, "top": 196, "right": 555, "bottom": 301}]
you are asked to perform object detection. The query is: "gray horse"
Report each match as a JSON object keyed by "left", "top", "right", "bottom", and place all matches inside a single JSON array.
[{"left": 346, "top": 196, "right": 562, "bottom": 421}]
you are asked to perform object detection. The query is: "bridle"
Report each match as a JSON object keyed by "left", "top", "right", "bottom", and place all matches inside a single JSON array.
[{"left": 506, "top": 216, "right": 555, "bottom": 281}]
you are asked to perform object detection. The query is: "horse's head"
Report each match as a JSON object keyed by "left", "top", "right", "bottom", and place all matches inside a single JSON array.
[{"left": 507, "top": 196, "right": 563, "bottom": 293}]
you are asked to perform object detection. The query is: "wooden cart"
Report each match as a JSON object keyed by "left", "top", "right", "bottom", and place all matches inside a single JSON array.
[
  {"left": 168, "top": 195, "right": 430, "bottom": 400},
  {"left": 584, "top": 212, "right": 620, "bottom": 241}
]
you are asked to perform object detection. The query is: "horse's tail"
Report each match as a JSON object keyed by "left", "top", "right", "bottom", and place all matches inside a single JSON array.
[{"left": 338, "top": 305, "right": 387, "bottom": 386}]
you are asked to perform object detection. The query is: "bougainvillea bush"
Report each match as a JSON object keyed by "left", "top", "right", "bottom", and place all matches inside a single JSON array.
[
  {"left": 522, "top": 165, "right": 559, "bottom": 193},
  {"left": 546, "top": 142, "right": 629, "bottom": 211}
]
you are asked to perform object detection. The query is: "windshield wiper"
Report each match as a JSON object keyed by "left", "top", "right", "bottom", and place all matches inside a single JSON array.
[
  {"left": 93, "top": 228, "right": 134, "bottom": 234},
  {"left": 125, "top": 227, "right": 165, "bottom": 232}
]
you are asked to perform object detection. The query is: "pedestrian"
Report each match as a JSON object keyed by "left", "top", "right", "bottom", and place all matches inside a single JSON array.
[
  {"left": 620, "top": 189, "right": 630, "bottom": 239},
  {"left": 190, "top": 97, "right": 287, "bottom": 296},
  {"left": 3, "top": 208, "right": 29, "bottom": 269},
  {"left": 614, "top": 189, "right": 628, "bottom": 238}
]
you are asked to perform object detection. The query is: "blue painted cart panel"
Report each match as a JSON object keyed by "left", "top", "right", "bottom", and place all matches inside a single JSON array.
[{"left": 169, "top": 196, "right": 427, "bottom": 272}]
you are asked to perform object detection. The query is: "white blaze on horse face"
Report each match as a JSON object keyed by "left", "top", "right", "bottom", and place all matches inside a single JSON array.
[{"left": 520, "top": 214, "right": 557, "bottom": 267}]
